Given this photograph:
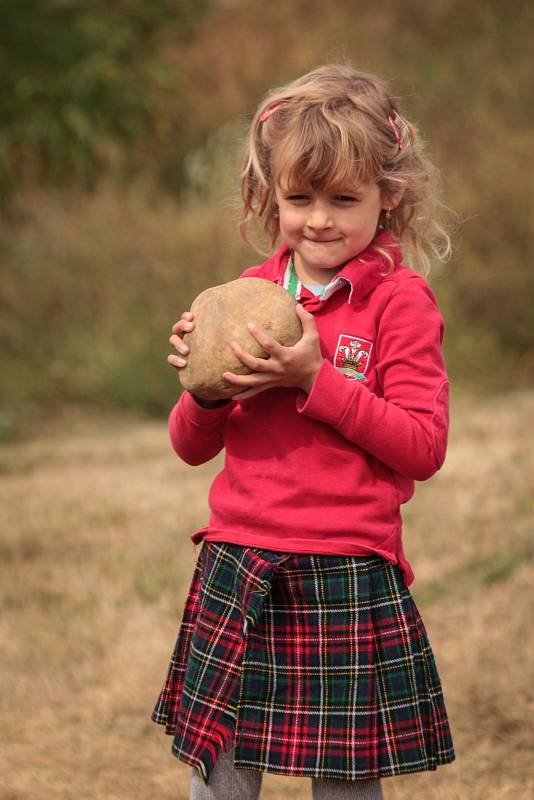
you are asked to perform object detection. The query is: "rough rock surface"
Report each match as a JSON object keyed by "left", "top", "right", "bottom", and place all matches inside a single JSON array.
[{"left": 179, "top": 277, "right": 303, "bottom": 400}]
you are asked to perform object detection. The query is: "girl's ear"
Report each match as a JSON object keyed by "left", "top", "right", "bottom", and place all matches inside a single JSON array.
[{"left": 382, "top": 186, "right": 405, "bottom": 211}]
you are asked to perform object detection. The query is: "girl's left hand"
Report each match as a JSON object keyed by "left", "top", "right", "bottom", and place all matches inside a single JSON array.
[{"left": 223, "top": 304, "right": 323, "bottom": 401}]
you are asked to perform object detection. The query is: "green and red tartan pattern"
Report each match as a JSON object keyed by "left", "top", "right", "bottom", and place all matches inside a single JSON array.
[{"left": 152, "top": 542, "right": 455, "bottom": 783}]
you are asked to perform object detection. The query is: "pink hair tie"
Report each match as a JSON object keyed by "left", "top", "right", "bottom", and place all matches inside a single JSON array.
[
  {"left": 260, "top": 104, "right": 282, "bottom": 122},
  {"left": 387, "top": 112, "right": 407, "bottom": 150}
]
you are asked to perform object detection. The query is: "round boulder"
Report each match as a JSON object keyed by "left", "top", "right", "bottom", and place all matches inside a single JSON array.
[{"left": 179, "top": 277, "right": 303, "bottom": 400}]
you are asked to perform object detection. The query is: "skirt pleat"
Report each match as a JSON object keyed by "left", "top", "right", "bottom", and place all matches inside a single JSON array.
[{"left": 152, "top": 541, "right": 455, "bottom": 784}]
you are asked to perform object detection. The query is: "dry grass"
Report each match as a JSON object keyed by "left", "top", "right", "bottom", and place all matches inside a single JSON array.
[{"left": 1, "top": 389, "right": 533, "bottom": 799}]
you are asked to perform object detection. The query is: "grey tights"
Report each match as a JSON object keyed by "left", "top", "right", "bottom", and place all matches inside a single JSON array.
[{"left": 189, "top": 743, "right": 383, "bottom": 800}]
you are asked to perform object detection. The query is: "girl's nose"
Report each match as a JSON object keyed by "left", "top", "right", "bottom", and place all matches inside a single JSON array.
[{"left": 307, "top": 203, "right": 333, "bottom": 229}]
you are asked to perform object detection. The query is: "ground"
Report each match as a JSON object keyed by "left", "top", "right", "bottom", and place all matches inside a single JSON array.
[{"left": 1, "top": 388, "right": 533, "bottom": 799}]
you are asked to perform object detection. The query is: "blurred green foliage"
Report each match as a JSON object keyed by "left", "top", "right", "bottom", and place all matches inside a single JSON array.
[
  {"left": 0, "top": 0, "right": 212, "bottom": 201},
  {"left": 0, "top": 0, "right": 533, "bottom": 437}
]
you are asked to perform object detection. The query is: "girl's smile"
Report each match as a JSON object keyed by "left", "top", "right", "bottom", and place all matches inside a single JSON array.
[{"left": 274, "top": 178, "right": 387, "bottom": 285}]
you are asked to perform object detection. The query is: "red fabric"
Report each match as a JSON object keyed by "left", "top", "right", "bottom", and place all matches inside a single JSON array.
[{"left": 169, "top": 233, "right": 449, "bottom": 586}]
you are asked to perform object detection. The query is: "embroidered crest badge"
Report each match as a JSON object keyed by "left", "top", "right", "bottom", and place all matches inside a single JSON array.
[{"left": 334, "top": 334, "right": 373, "bottom": 380}]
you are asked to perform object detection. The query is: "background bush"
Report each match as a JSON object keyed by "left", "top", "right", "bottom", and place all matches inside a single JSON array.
[{"left": 1, "top": 0, "right": 533, "bottom": 438}]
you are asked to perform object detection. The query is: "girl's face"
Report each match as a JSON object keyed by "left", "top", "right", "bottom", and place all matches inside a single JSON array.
[{"left": 274, "top": 175, "right": 386, "bottom": 284}]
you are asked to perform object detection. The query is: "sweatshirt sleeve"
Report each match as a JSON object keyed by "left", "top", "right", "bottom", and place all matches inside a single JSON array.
[
  {"left": 296, "top": 277, "right": 449, "bottom": 481},
  {"left": 168, "top": 391, "right": 234, "bottom": 466}
]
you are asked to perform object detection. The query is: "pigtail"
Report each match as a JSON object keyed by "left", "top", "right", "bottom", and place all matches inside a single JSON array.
[{"left": 239, "top": 96, "right": 287, "bottom": 251}]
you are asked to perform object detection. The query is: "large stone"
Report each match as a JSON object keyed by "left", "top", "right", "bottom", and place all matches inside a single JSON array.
[{"left": 179, "top": 277, "right": 302, "bottom": 400}]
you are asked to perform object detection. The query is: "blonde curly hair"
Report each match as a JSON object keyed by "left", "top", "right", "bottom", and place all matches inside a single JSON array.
[{"left": 240, "top": 64, "right": 451, "bottom": 276}]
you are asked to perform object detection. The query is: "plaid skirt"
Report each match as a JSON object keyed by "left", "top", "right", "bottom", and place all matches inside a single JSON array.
[{"left": 152, "top": 541, "right": 455, "bottom": 784}]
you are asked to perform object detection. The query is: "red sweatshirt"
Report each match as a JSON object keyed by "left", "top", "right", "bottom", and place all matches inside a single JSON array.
[{"left": 169, "top": 233, "right": 449, "bottom": 585}]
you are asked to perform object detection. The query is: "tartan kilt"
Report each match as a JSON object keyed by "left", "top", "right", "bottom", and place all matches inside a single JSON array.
[{"left": 152, "top": 541, "right": 455, "bottom": 784}]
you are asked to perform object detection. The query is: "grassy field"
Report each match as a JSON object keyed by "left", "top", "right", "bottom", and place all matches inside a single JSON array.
[{"left": 1, "top": 388, "right": 533, "bottom": 800}]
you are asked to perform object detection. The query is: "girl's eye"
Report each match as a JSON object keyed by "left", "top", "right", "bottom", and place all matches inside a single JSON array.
[
  {"left": 335, "top": 195, "right": 359, "bottom": 203},
  {"left": 286, "top": 194, "right": 309, "bottom": 202}
]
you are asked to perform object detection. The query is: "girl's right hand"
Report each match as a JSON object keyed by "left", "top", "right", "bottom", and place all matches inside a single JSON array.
[
  {"left": 168, "top": 311, "right": 229, "bottom": 409},
  {"left": 168, "top": 311, "right": 195, "bottom": 369}
]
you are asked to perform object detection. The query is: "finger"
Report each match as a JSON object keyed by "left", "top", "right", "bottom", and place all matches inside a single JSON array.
[
  {"left": 222, "top": 370, "right": 273, "bottom": 388},
  {"left": 296, "top": 303, "right": 318, "bottom": 334},
  {"left": 229, "top": 340, "right": 274, "bottom": 372},
  {"left": 167, "top": 354, "right": 186, "bottom": 368},
  {"left": 169, "top": 334, "right": 189, "bottom": 355},
  {"left": 172, "top": 319, "right": 194, "bottom": 335},
  {"left": 246, "top": 322, "right": 283, "bottom": 356}
]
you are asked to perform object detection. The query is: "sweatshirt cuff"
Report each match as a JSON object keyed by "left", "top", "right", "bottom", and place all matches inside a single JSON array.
[
  {"left": 179, "top": 391, "right": 234, "bottom": 426},
  {"left": 296, "top": 359, "right": 362, "bottom": 426}
]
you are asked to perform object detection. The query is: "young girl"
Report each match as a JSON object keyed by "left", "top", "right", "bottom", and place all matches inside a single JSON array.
[{"left": 152, "top": 64, "right": 455, "bottom": 800}]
